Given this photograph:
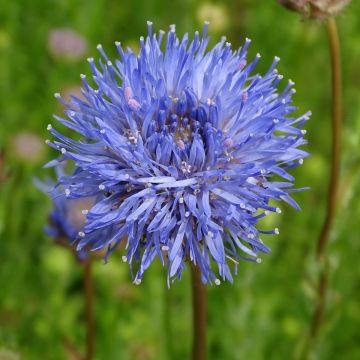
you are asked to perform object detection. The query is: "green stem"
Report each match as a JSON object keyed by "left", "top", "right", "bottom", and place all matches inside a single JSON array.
[
  {"left": 306, "top": 17, "right": 342, "bottom": 357},
  {"left": 191, "top": 264, "right": 207, "bottom": 360},
  {"left": 84, "top": 260, "right": 95, "bottom": 360}
]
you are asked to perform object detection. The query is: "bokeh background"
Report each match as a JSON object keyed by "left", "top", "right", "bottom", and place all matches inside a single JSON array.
[{"left": 1, "top": 1, "right": 360, "bottom": 359}]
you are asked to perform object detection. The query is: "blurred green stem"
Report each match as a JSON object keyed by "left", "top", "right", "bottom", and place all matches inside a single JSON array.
[
  {"left": 307, "top": 16, "right": 342, "bottom": 355},
  {"left": 191, "top": 264, "right": 207, "bottom": 360},
  {"left": 163, "top": 286, "right": 174, "bottom": 358},
  {"left": 84, "top": 260, "right": 95, "bottom": 360}
]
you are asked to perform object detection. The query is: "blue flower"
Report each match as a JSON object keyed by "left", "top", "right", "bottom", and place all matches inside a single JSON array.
[
  {"left": 45, "top": 22, "right": 310, "bottom": 284},
  {"left": 37, "top": 168, "right": 95, "bottom": 261}
]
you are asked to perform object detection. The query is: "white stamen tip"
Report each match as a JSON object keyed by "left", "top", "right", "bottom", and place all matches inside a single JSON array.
[
  {"left": 273, "top": 119, "right": 279, "bottom": 124},
  {"left": 69, "top": 111, "right": 76, "bottom": 117},
  {"left": 96, "top": 44, "right": 102, "bottom": 50},
  {"left": 134, "top": 279, "right": 142, "bottom": 285},
  {"left": 299, "top": 158, "right": 304, "bottom": 165},
  {"left": 45, "top": 139, "right": 50, "bottom": 144},
  {"left": 240, "top": 203, "right": 245, "bottom": 209},
  {"left": 80, "top": 74, "right": 86, "bottom": 79},
  {"left": 65, "top": 189, "right": 70, "bottom": 196},
  {"left": 274, "top": 56, "right": 280, "bottom": 62},
  {"left": 264, "top": 211, "right": 269, "bottom": 216},
  {"left": 107, "top": 61, "right": 112, "bottom": 66},
  {"left": 248, "top": 233, "right": 254, "bottom": 239},
  {"left": 169, "top": 24, "right": 176, "bottom": 32},
  {"left": 291, "top": 88, "right": 297, "bottom": 94},
  {"left": 214, "top": 279, "right": 221, "bottom": 286},
  {"left": 99, "top": 184, "right": 105, "bottom": 190},
  {"left": 78, "top": 231, "right": 85, "bottom": 238},
  {"left": 207, "top": 231, "right": 214, "bottom": 238},
  {"left": 276, "top": 207, "right": 282, "bottom": 214},
  {"left": 275, "top": 228, "right": 279, "bottom": 235},
  {"left": 245, "top": 37, "right": 251, "bottom": 43},
  {"left": 301, "top": 129, "right": 307, "bottom": 135},
  {"left": 115, "top": 41, "right": 120, "bottom": 47},
  {"left": 82, "top": 209, "right": 89, "bottom": 215},
  {"left": 289, "top": 79, "right": 295, "bottom": 86},
  {"left": 122, "top": 256, "right": 128, "bottom": 262},
  {"left": 281, "top": 99, "right": 286, "bottom": 104},
  {"left": 278, "top": 75, "right": 283, "bottom": 80},
  {"left": 179, "top": 197, "right": 184, "bottom": 204},
  {"left": 61, "top": 148, "right": 66, "bottom": 154},
  {"left": 54, "top": 92, "right": 61, "bottom": 98},
  {"left": 185, "top": 211, "right": 190, "bottom": 217},
  {"left": 162, "top": 245, "right": 169, "bottom": 252},
  {"left": 87, "top": 57, "right": 94, "bottom": 63},
  {"left": 256, "top": 53, "right": 261, "bottom": 58},
  {"left": 256, "top": 258, "right": 262, "bottom": 264},
  {"left": 147, "top": 20, "right": 153, "bottom": 26},
  {"left": 100, "top": 129, "right": 106, "bottom": 134},
  {"left": 124, "top": 174, "right": 130, "bottom": 179},
  {"left": 47, "top": 124, "right": 52, "bottom": 130}
]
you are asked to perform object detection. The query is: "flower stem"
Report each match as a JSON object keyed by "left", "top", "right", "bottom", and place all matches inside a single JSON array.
[
  {"left": 191, "top": 264, "right": 207, "bottom": 360},
  {"left": 308, "top": 16, "right": 342, "bottom": 352},
  {"left": 84, "top": 260, "right": 95, "bottom": 360}
]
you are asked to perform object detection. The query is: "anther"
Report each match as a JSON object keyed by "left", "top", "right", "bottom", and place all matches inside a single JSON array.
[
  {"left": 78, "top": 231, "right": 85, "bottom": 238},
  {"left": 276, "top": 207, "right": 282, "bottom": 214},
  {"left": 99, "top": 184, "right": 105, "bottom": 190},
  {"left": 82, "top": 209, "right": 89, "bottom": 215},
  {"left": 214, "top": 279, "right": 221, "bottom": 285},
  {"left": 122, "top": 256, "right": 127, "bottom": 262},
  {"left": 65, "top": 189, "right": 70, "bottom": 197},
  {"left": 47, "top": 124, "right": 52, "bottom": 130}
]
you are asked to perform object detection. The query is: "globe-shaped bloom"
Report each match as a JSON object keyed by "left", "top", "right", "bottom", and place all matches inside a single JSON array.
[{"left": 46, "top": 22, "right": 310, "bottom": 284}]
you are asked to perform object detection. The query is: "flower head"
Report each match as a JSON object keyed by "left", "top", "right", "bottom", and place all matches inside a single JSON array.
[
  {"left": 38, "top": 168, "right": 95, "bottom": 260},
  {"left": 46, "top": 22, "right": 309, "bottom": 284},
  {"left": 278, "top": 0, "right": 352, "bottom": 18}
]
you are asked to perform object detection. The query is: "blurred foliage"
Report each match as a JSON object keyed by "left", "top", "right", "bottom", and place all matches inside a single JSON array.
[{"left": 1, "top": 0, "right": 360, "bottom": 359}]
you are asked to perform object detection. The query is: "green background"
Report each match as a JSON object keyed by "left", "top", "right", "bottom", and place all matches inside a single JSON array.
[{"left": 1, "top": 0, "right": 360, "bottom": 359}]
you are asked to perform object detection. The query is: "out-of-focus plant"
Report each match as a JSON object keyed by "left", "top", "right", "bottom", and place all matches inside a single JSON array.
[
  {"left": 278, "top": 0, "right": 351, "bottom": 18},
  {"left": 278, "top": 0, "right": 350, "bottom": 357},
  {"left": 38, "top": 169, "right": 100, "bottom": 360}
]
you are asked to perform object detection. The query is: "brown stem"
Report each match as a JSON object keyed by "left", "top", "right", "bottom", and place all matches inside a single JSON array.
[
  {"left": 84, "top": 260, "right": 95, "bottom": 360},
  {"left": 191, "top": 265, "right": 207, "bottom": 360},
  {"left": 306, "top": 17, "right": 342, "bottom": 356},
  {"left": 316, "top": 17, "right": 342, "bottom": 260}
]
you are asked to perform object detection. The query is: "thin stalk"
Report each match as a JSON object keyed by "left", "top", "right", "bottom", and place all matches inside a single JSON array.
[
  {"left": 308, "top": 16, "right": 342, "bottom": 353},
  {"left": 84, "top": 260, "right": 95, "bottom": 360},
  {"left": 191, "top": 264, "right": 207, "bottom": 360}
]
